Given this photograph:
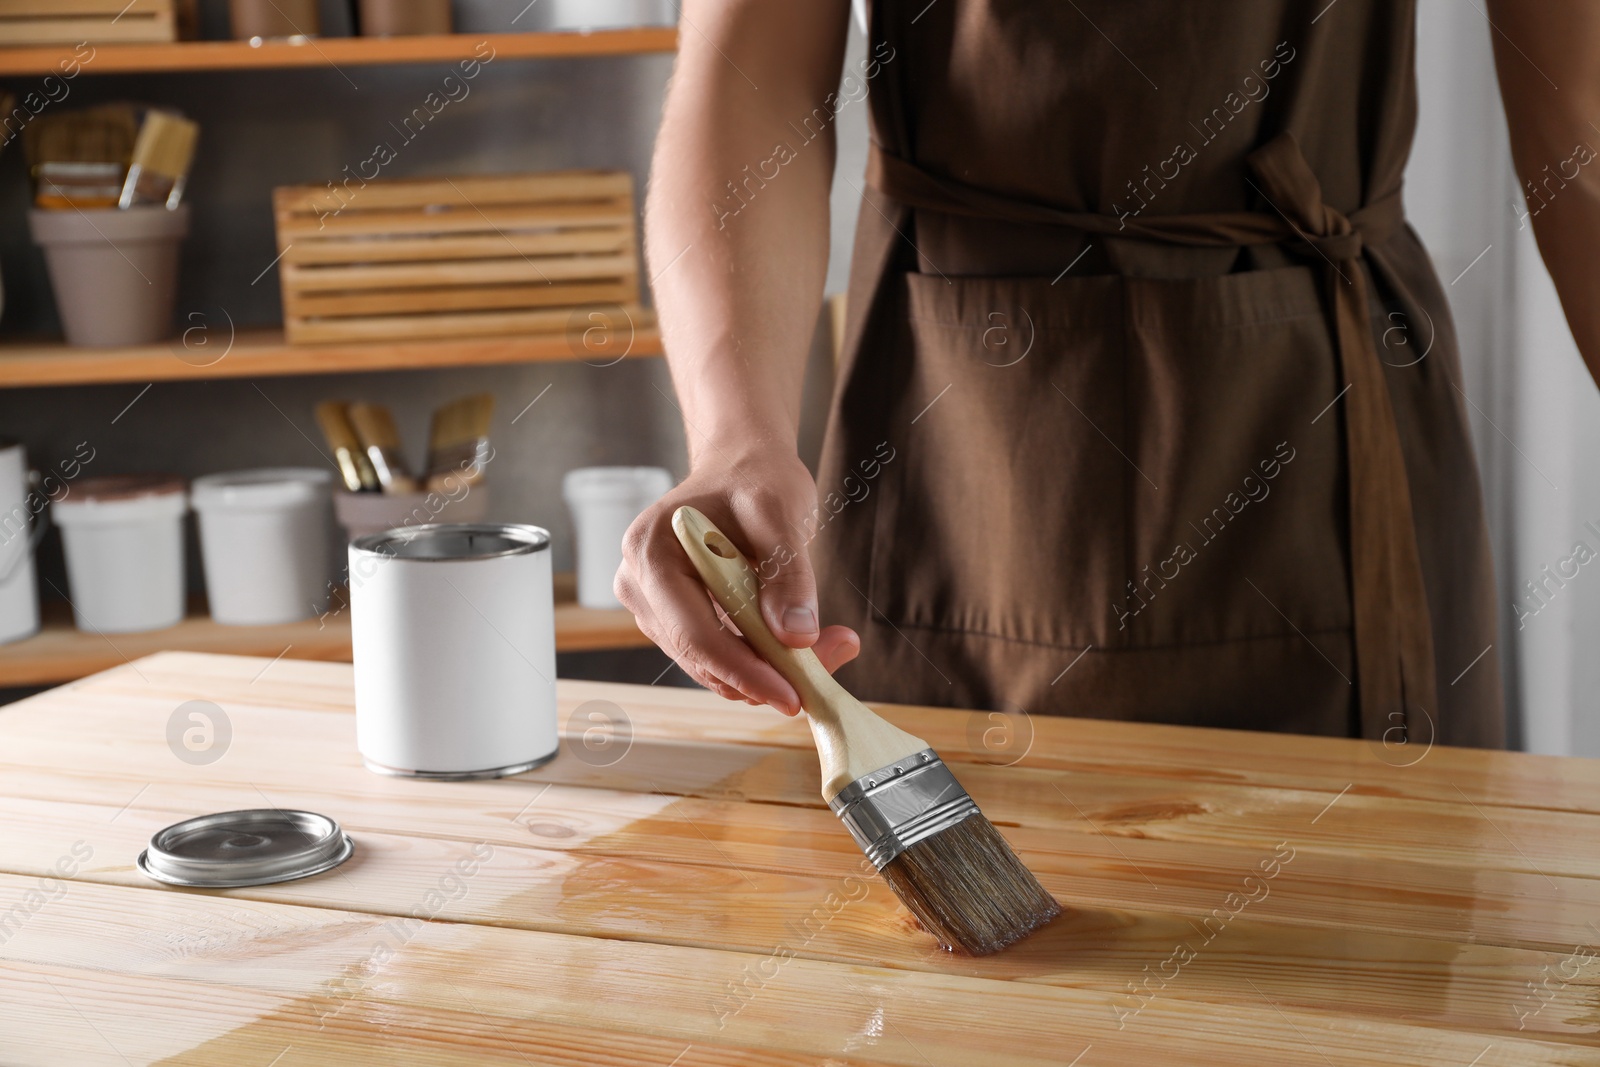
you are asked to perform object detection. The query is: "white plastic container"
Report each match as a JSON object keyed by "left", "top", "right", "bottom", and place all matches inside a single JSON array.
[
  {"left": 562, "top": 466, "right": 673, "bottom": 609},
  {"left": 54, "top": 475, "right": 187, "bottom": 634},
  {"left": 192, "top": 468, "right": 334, "bottom": 625},
  {"left": 349, "top": 523, "right": 557, "bottom": 778},
  {"left": 0, "top": 442, "right": 41, "bottom": 645}
]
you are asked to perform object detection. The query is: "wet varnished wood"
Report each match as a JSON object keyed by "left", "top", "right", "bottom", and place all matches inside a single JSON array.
[{"left": 2, "top": 652, "right": 1598, "bottom": 1064}]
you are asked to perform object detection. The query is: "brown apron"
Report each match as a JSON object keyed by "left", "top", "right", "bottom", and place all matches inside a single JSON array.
[{"left": 814, "top": 0, "right": 1505, "bottom": 746}]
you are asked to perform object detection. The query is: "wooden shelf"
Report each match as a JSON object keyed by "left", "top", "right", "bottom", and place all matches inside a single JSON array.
[
  {"left": 0, "top": 319, "right": 661, "bottom": 388},
  {"left": 0, "top": 574, "right": 650, "bottom": 689},
  {"left": 0, "top": 29, "right": 677, "bottom": 77}
]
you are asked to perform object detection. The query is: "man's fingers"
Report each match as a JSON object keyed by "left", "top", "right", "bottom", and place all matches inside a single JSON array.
[
  {"left": 634, "top": 553, "right": 803, "bottom": 713},
  {"left": 724, "top": 495, "right": 821, "bottom": 651},
  {"left": 811, "top": 626, "right": 861, "bottom": 674}
]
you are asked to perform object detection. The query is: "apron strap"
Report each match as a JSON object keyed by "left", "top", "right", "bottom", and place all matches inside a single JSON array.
[
  {"left": 1246, "top": 134, "right": 1436, "bottom": 740},
  {"left": 865, "top": 132, "right": 1434, "bottom": 739}
]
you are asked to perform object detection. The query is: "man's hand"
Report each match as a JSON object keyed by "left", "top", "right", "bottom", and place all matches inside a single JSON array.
[{"left": 615, "top": 448, "right": 859, "bottom": 714}]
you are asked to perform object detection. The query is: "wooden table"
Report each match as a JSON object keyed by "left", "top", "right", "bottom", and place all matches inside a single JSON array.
[{"left": 2, "top": 652, "right": 1598, "bottom": 1065}]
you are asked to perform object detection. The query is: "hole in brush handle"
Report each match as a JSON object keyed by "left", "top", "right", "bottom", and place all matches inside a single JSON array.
[{"left": 704, "top": 531, "right": 738, "bottom": 559}]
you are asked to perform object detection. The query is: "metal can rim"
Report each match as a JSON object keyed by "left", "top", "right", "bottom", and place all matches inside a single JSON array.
[{"left": 350, "top": 521, "right": 551, "bottom": 561}]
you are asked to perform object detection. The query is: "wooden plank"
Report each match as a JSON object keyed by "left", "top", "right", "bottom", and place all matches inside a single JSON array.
[
  {"left": 2, "top": 794, "right": 1597, "bottom": 1047},
  {"left": 0, "top": 577, "right": 647, "bottom": 687},
  {"left": 285, "top": 280, "right": 635, "bottom": 318},
  {"left": 273, "top": 172, "right": 635, "bottom": 216},
  {"left": 0, "top": 29, "right": 680, "bottom": 77},
  {"left": 283, "top": 229, "right": 634, "bottom": 266},
  {"left": 0, "top": 321, "right": 661, "bottom": 388},
  {"left": 0, "top": 0, "right": 162, "bottom": 12},
  {"left": 0, "top": 875, "right": 1584, "bottom": 1066},
  {"left": 283, "top": 253, "right": 636, "bottom": 291},
  {"left": 277, "top": 201, "right": 633, "bottom": 240},
  {"left": 285, "top": 303, "right": 648, "bottom": 345},
  {"left": 7, "top": 678, "right": 1599, "bottom": 883},
  {"left": 41, "top": 652, "right": 1600, "bottom": 819},
  {"left": 3, "top": 704, "right": 1599, "bottom": 957}
]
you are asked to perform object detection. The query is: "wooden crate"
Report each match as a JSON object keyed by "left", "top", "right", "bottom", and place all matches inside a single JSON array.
[
  {"left": 0, "top": 0, "right": 178, "bottom": 44},
  {"left": 272, "top": 170, "right": 647, "bottom": 346}
]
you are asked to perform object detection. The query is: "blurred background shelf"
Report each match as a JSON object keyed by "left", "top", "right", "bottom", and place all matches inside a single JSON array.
[
  {"left": 0, "top": 29, "right": 678, "bottom": 76},
  {"left": 0, "top": 573, "right": 649, "bottom": 688},
  {"left": 0, "top": 319, "right": 661, "bottom": 387}
]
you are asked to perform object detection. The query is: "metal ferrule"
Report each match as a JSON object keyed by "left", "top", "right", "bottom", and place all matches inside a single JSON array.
[{"left": 826, "top": 749, "right": 980, "bottom": 869}]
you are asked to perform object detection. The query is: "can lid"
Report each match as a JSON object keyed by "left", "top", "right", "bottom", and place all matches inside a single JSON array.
[
  {"left": 137, "top": 809, "right": 354, "bottom": 887},
  {"left": 351, "top": 521, "right": 549, "bottom": 561}
]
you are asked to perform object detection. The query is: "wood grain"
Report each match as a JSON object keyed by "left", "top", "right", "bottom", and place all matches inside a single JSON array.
[
  {"left": 3, "top": 877, "right": 1589, "bottom": 1066},
  {"left": 0, "top": 323, "right": 661, "bottom": 389},
  {"left": 0, "top": 578, "right": 648, "bottom": 687},
  {"left": 4, "top": 651, "right": 1599, "bottom": 1063},
  {"left": 0, "top": 29, "right": 679, "bottom": 77}
]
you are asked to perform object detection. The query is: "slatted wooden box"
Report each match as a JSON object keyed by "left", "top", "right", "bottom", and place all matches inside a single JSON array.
[
  {"left": 271, "top": 170, "right": 647, "bottom": 346},
  {"left": 0, "top": 0, "right": 178, "bottom": 44}
]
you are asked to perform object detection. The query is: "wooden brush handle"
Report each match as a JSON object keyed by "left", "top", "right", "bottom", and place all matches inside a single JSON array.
[{"left": 671, "top": 506, "right": 929, "bottom": 799}]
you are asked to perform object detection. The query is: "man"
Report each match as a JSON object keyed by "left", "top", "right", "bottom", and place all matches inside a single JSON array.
[{"left": 617, "top": 1, "right": 1600, "bottom": 747}]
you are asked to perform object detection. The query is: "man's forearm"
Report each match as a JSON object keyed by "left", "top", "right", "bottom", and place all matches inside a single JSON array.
[{"left": 645, "top": 0, "right": 850, "bottom": 464}]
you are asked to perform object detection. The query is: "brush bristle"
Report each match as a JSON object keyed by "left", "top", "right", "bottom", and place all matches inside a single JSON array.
[{"left": 878, "top": 814, "right": 1060, "bottom": 956}]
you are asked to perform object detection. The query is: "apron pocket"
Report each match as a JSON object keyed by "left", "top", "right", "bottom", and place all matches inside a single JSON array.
[{"left": 870, "top": 265, "right": 1351, "bottom": 652}]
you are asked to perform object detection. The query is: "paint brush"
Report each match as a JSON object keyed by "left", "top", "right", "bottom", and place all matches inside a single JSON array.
[
  {"left": 346, "top": 402, "right": 418, "bottom": 494},
  {"left": 424, "top": 392, "right": 494, "bottom": 491},
  {"left": 118, "top": 108, "right": 199, "bottom": 209},
  {"left": 672, "top": 506, "right": 1060, "bottom": 955},
  {"left": 314, "top": 401, "right": 378, "bottom": 492}
]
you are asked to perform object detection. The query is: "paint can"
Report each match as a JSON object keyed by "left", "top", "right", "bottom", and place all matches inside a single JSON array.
[{"left": 349, "top": 522, "right": 557, "bottom": 778}]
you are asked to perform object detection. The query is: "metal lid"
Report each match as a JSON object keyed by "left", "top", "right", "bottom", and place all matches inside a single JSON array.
[
  {"left": 136, "top": 809, "right": 354, "bottom": 888},
  {"left": 350, "top": 522, "right": 550, "bottom": 561}
]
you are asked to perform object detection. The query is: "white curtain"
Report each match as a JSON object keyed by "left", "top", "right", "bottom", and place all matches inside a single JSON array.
[{"left": 1411, "top": 0, "right": 1600, "bottom": 755}]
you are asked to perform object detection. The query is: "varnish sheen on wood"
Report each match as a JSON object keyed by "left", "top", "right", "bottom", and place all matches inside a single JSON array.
[{"left": 1, "top": 651, "right": 1598, "bottom": 1064}]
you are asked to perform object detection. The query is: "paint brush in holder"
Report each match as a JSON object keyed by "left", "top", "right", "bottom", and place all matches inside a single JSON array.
[
  {"left": 118, "top": 108, "right": 199, "bottom": 209},
  {"left": 672, "top": 506, "right": 1061, "bottom": 955},
  {"left": 424, "top": 393, "right": 494, "bottom": 491},
  {"left": 23, "top": 104, "right": 139, "bottom": 209},
  {"left": 346, "top": 402, "right": 418, "bottom": 493},
  {"left": 315, "top": 401, "right": 379, "bottom": 492}
]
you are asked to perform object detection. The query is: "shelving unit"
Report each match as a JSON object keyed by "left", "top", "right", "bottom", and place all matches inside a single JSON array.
[
  {"left": 0, "top": 574, "right": 648, "bottom": 689},
  {"left": 0, "top": 28, "right": 678, "bottom": 76},
  {"left": 0, "top": 318, "right": 661, "bottom": 388},
  {"left": 0, "top": 28, "right": 675, "bottom": 680}
]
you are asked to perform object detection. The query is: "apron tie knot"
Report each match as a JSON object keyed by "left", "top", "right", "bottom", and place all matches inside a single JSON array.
[{"left": 1246, "top": 132, "right": 1437, "bottom": 739}]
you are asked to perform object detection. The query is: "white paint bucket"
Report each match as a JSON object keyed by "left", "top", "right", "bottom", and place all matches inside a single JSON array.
[
  {"left": 350, "top": 523, "right": 557, "bottom": 778},
  {"left": 54, "top": 475, "right": 187, "bottom": 633},
  {"left": 192, "top": 468, "right": 334, "bottom": 625},
  {"left": 0, "top": 442, "right": 41, "bottom": 645},
  {"left": 562, "top": 466, "right": 673, "bottom": 609}
]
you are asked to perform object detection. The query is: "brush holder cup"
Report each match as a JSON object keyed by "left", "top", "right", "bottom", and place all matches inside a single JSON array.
[{"left": 29, "top": 206, "right": 189, "bottom": 347}]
